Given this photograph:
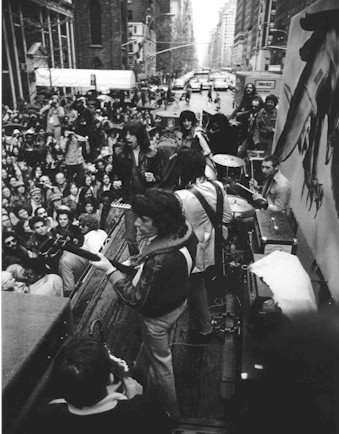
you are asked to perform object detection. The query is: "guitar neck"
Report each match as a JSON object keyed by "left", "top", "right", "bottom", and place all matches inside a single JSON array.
[{"left": 63, "top": 243, "right": 137, "bottom": 276}]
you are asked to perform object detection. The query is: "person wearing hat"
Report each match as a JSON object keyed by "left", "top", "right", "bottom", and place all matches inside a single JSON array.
[
  {"left": 48, "top": 192, "right": 64, "bottom": 221},
  {"left": 2, "top": 271, "right": 19, "bottom": 292},
  {"left": 40, "top": 96, "right": 65, "bottom": 143},
  {"left": 6, "top": 264, "right": 29, "bottom": 292},
  {"left": 28, "top": 187, "right": 44, "bottom": 217}
]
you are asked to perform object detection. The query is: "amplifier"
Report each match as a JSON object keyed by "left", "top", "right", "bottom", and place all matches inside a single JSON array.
[
  {"left": 2, "top": 292, "right": 73, "bottom": 433},
  {"left": 254, "top": 210, "right": 297, "bottom": 255}
]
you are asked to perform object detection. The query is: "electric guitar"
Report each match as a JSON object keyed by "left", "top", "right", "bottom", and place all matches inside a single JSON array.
[{"left": 41, "top": 236, "right": 138, "bottom": 277}]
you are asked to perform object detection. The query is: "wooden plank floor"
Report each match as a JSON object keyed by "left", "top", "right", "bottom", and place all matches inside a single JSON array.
[{"left": 71, "top": 211, "right": 141, "bottom": 367}]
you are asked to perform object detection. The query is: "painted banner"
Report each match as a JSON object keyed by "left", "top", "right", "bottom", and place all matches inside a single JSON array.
[{"left": 273, "top": 0, "right": 339, "bottom": 302}]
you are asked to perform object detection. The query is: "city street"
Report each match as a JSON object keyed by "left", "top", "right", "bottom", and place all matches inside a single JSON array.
[{"left": 153, "top": 88, "right": 235, "bottom": 121}]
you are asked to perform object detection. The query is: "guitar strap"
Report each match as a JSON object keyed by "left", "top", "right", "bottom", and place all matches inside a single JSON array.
[{"left": 188, "top": 181, "right": 223, "bottom": 279}]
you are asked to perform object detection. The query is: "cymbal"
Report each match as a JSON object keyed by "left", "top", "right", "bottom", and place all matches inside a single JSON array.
[{"left": 212, "top": 154, "right": 245, "bottom": 167}]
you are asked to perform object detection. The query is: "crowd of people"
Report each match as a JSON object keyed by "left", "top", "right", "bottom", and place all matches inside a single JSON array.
[{"left": 2, "top": 84, "right": 297, "bottom": 432}]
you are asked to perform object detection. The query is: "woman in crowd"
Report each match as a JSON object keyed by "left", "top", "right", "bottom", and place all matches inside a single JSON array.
[
  {"left": 63, "top": 182, "right": 80, "bottom": 218},
  {"left": 81, "top": 174, "right": 99, "bottom": 199},
  {"left": 15, "top": 219, "right": 33, "bottom": 249},
  {"left": 80, "top": 197, "right": 100, "bottom": 222},
  {"left": 97, "top": 172, "right": 114, "bottom": 202}
]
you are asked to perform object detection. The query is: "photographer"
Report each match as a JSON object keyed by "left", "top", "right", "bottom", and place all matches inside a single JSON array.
[
  {"left": 40, "top": 96, "right": 65, "bottom": 144},
  {"left": 26, "top": 337, "right": 172, "bottom": 434}
]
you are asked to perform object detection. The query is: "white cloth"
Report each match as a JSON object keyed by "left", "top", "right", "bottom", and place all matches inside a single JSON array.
[
  {"left": 49, "top": 392, "right": 127, "bottom": 416},
  {"left": 83, "top": 229, "right": 108, "bottom": 253},
  {"left": 250, "top": 251, "right": 317, "bottom": 319},
  {"left": 29, "top": 274, "right": 64, "bottom": 297}
]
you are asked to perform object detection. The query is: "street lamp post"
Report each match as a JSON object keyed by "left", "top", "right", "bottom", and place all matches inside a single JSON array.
[{"left": 147, "top": 12, "right": 175, "bottom": 30}]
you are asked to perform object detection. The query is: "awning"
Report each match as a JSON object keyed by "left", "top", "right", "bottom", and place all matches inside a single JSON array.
[{"left": 35, "top": 68, "right": 136, "bottom": 91}]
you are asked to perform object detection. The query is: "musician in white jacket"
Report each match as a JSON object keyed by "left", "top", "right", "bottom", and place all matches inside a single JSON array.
[{"left": 175, "top": 149, "right": 232, "bottom": 344}]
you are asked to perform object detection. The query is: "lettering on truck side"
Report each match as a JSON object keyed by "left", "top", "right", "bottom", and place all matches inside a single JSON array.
[{"left": 255, "top": 80, "right": 276, "bottom": 89}]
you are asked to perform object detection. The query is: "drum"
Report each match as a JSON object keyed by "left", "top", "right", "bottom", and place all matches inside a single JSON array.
[{"left": 227, "top": 195, "right": 254, "bottom": 219}]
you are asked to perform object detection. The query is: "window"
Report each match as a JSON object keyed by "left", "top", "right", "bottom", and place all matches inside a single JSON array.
[
  {"left": 90, "top": 0, "right": 102, "bottom": 45},
  {"left": 128, "top": 10, "right": 133, "bottom": 20}
]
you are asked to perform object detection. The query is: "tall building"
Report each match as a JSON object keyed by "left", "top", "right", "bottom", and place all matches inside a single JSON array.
[
  {"left": 232, "top": 0, "right": 319, "bottom": 71},
  {"left": 220, "top": 1, "right": 237, "bottom": 66},
  {"left": 207, "top": 0, "right": 236, "bottom": 69},
  {"left": 231, "top": 0, "right": 245, "bottom": 67},
  {"left": 2, "top": 0, "right": 75, "bottom": 107},
  {"left": 170, "top": 0, "right": 195, "bottom": 76},
  {"left": 126, "top": 0, "right": 155, "bottom": 78},
  {"left": 73, "top": 0, "right": 128, "bottom": 70}
]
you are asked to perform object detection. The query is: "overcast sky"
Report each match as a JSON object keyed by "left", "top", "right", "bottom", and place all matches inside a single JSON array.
[{"left": 191, "top": 0, "right": 228, "bottom": 65}]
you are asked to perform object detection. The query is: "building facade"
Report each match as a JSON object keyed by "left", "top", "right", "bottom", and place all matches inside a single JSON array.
[
  {"left": 207, "top": 0, "right": 236, "bottom": 70},
  {"left": 170, "top": 0, "right": 196, "bottom": 76},
  {"left": 231, "top": 0, "right": 245, "bottom": 67},
  {"left": 220, "top": 1, "right": 236, "bottom": 66},
  {"left": 232, "top": 0, "right": 319, "bottom": 71},
  {"left": 73, "top": 0, "right": 128, "bottom": 70},
  {"left": 2, "top": 0, "right": 75, "bottom": 107},
  {"left": 124, "top": 0, "right": 195, "bottom": 79}
]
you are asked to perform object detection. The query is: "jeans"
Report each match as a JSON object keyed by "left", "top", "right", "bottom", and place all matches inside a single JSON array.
[
  {"left": 188, "top": 273, "right": 212, "bottom": 335},
  {"left": 124, "top": 208, "right": 139, "bottom": 257},
  {"left": 134, "top": 300, "right": 187, "bottom": 419}
]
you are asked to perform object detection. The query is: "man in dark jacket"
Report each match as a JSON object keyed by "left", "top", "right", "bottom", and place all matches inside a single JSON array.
[
  {"left": 2, "top": 231, "right": 29, "bottom": 270},
  {"left": 90, "top": 189, "right": 198, "bottom": 422},
  {"left": 112, "top": 121, "right": 162, "bottom": 260}
]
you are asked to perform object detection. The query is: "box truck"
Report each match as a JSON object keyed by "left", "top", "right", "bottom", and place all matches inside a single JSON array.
[{"left": 233, "top": 71, "right": 282, "bottom": 108}]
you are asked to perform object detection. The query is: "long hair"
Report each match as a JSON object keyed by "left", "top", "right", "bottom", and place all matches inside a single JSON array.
[
  {"left": 176, "top": 148, "right": 206, "bottom": 186},
  {"left": 207, "top": 113, "right": 230, "bottom": 134},
  {"left": 179, "top": 110, "right": 198, "bottom": 137},
  {"left": 131, "top": 189, "right": 187, "bottom": 238},
  {"left": 79, "top": 196, "right": 99, "bottom": 214},
  {"left": 121, "top": 120, "right": 150, "bottom": 152}
]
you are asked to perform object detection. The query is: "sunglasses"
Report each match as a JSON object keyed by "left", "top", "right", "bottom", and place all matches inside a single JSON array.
[{"left": 5, "top": 238, "right": 16, "bottom": 245}]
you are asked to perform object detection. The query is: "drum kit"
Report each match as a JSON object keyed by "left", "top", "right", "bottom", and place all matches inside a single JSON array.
[{"left": 212, "top": 154, "right": 254, "bottom": 219}]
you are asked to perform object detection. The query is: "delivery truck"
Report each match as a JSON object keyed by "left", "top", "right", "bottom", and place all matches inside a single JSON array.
[{"left": 233, "top": 71, "right": 282, "bottom": 108}]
